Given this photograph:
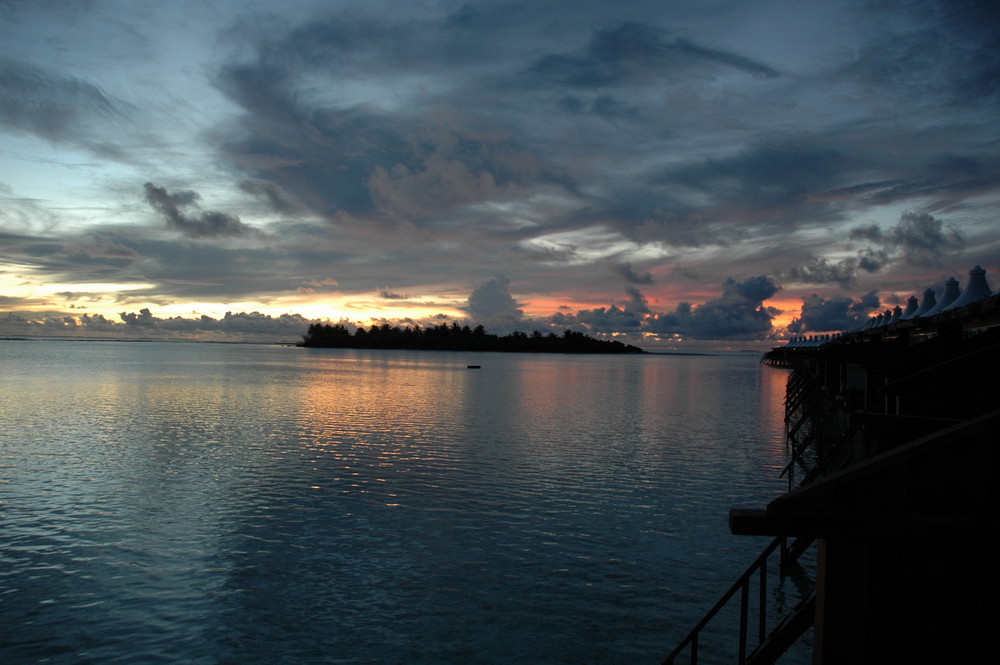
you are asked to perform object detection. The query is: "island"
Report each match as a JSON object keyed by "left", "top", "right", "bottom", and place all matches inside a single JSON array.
[{"left": 300, "top": 322, "right": 644, "bottom": 354}]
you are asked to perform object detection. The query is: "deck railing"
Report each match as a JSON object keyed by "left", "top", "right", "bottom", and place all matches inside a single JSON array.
[{"left": 661, "top": 536, "right": 814, "bottom": 665}]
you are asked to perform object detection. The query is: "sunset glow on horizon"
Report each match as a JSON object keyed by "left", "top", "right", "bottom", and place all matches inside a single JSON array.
[{"left": 2, "top": 1, "right": 998, "bottom": 349}]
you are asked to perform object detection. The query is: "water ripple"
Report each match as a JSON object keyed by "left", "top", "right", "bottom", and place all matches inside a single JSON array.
[{"left": 0, "top": 342, "right": 800, "bottom": 664}]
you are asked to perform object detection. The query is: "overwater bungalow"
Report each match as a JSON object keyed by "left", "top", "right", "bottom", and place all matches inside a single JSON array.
[{"left": 664, "top": 266, "right": 1000, "bottom": 664}]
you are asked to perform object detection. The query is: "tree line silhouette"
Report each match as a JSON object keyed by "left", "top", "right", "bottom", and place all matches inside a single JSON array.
[{"left": 301, "top": 322, "right": 644, "bottom": 353}]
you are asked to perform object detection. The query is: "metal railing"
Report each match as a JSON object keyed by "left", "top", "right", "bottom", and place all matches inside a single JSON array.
[{"left": 661, "top": 536, "right": 812, "bottom": 665}]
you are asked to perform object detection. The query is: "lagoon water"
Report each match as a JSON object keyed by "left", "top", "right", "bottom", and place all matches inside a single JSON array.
[{"left": 1, "top": 340, "right": 807, "bottom": 664}]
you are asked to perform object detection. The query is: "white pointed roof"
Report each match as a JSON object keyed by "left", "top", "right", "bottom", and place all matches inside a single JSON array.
[
  {"left": 921, "top": 278, "right": 961, "bottom": 317},
  {"left": 912, "top": 288, "right": 936, "bottom": 318},
  {"left": 899, "top": 296, "right": 919, "bottom": 320},
  {"left": 943, "top": 266, "right": 992, "bottom": 311}
]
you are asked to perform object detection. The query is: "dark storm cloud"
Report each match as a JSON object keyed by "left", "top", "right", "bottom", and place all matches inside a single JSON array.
[
  {"left": 209, "top": 8, "right": 785, "bottom": 245},
  {"left": 785, "top": 257, "right": 858, "bottom": 288},
  {"left": 571, "top": 304, "right": 644, "bottom": 333},
  {"left": 784, "top": 253, "right": 887, "bottom": 288},
  {"left": 366, "top": 137, "right": 538, "bottom": 224},
  {"left": 842, "top": 0, "right": 1000, "bottom": 108},
  {"left": 662, "top": 141, "right": 853, "bottom": 227},
  {"left": 852, "top": 211, "right": 965, "bottom": 267},
  {"left": 527, "top": 22, "right": 778, "bottom": 88},
  {"left": 625, "top": 286, "right": 651, "bottom": 314},
  {"left": 883, "top": 211, "right": 965, "bottom": 267},
  {"left": 208, "top": 9, "right": 566, "bottom": 225},
  {"left": 786, "top": 211, "right": 962, "bottom": 287},
  {"left": 203, "top": 1, "right": 999, "bottom": 276},
  {"left": 213, "top": 56, "right": 399, "bottom": 218},
  {"left": 466, "top": 276, "right": 524, "bottom": 327},
  {"left": 215, "top": 59, "right": 548, "bottom": 228},
  {"left": 596, "top": 139, "right": 860, "bottom": 252},
  {"left": 645, "top": 275, "right": 780, "bottom": 339},
  {"left": 611, "top": 261, "right": 654, "bottom": 285},
  {"left": 144, "top": 183, "right": 261, "bottom": 238},
  {"left": 788, "top": 291, "right": 881, "bottom": 333},
  {"left": 608, "top": 201, "right": 716, "bottom": 248},
  {"left": 551, "top": 275, "right": 780, "bottom": 339},
  {"left": 562, "top": 286, "right": 651, "bottom": 333},
  {"left": 0, "top": 58, "right": 130, "bottom": 156},
  {"left": 2, "top": 0, "right": 1000, "bottom": 347}
]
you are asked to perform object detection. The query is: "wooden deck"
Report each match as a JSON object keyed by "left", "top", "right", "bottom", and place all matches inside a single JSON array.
[{"left": 666, "top": 291, "right": 1000, "bottom": 664}]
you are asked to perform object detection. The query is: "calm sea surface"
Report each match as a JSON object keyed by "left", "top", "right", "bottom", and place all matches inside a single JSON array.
[{"left": 0, "top": 340, "right": 807, "bottom": 664}]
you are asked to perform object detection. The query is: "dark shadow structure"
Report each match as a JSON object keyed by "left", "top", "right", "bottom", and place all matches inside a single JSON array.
[{"left": 665, "top": 286, "right": 1000, "bottom": 664}]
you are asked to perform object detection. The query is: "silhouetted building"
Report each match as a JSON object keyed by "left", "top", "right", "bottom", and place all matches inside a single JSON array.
[{"left": 666, "top": 268, "right": 1000, "bottom": 664}]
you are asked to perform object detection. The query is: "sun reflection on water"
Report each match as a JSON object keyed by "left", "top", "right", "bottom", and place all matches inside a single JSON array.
[{"left": 0, "top": 342, "right": 802, "bottom": 665}]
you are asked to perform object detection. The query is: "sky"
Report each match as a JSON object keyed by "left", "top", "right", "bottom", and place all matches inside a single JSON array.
[{"left": 2, "top": 0, "right": 999, "bottom": 349}]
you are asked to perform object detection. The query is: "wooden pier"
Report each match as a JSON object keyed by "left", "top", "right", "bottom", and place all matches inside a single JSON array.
[{"left": 665, "top": 292, "right": 1000, "bottom": 664}]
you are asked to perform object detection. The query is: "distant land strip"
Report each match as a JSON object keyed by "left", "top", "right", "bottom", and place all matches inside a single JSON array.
[{"left": 300, "top": 323, "right": 645, "bottom": 354}]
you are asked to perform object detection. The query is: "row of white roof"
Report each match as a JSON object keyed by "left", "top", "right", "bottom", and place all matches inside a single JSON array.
[{"left": 784, "top": 266, "right": 995, "bottom": 348}]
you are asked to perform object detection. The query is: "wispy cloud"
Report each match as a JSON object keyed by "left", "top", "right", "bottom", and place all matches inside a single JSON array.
[
  {"left": 1, "top": 0, "right": 998, "bottom": 347},
  {"left": 0, "top": 58, "right": 133, "bottom": 157}
]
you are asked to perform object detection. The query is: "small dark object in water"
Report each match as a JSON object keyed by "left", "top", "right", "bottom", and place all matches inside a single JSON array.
[{"left": 467, "top": 365, "right": 481, "bottom": 369}]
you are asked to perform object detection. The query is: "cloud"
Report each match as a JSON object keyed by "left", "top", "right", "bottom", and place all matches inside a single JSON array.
[
  {"left": 367, "top": 145, "right": 512, "bottom": 222},
  {"left": 591, "top": 95, "right": 639, "bottom": 119},
  {"left": 0, "top": 184, "right": 61, "bottom": 232},
  {"left": 0, "top": 308, "right": 314, "bottom": 342},
  {"left": 2, "top": 274, "right": 783, "bottom": 345},
  {"left": 557, "top": 94, "right": 639, "bottom": 119},
  {"left": 527, "top": 22, "right": 778, "bottom": 88},
  {"left": 884, "top": 211, "right": 965, "bottom": 266},
  {"left": 611, "top": 261, "right": 654, "bottom": 284},
  {"left": 787, "top": 210, "right": 963, "bottom": 286},
  {"left": 0, "top": 221, "right": 146, "bottom": 289},
  {"left": 783, "top": 253, "right": 887, "bottom": 288},
  {"left": 662, "top": 140, "right": 852, "bottom": 225},
  {"left": 0, "top": 58, "right": 131, "bottom": 156},
  {"left": 570, "top": 292, "right": 649, "bottom": 333},
  {"left": 848, "top": 223, "right": 882, "bottom": 243},
  {"left": 63, "top": 233, "right": 142, "bottom": 261},
  {"left": 840, "top": 2, "right": 1000, "bottom": 109},
  {"left": 645, "top": 275, "right": 780, "bottom": 339},
  {"left": 3, "top": 1, "right": 1000, "bottom": 348},
  {"left": 216, "top": 54, "right": 550, "bottom": 230},
  {"left": 788, "top": 291, "right": 880, "bottom": 333},
  {"left": 466, "top": 276, "right": 524, "bottom": 327},
  {"left": 570, "top": 304, "right": 644, "bottom": 333},
  {"left": 144, "top": 182, "right": 261, "bottom": 238},
  {"left": 238, "top": 179, "right": 304, "bottom": 215},
  {"left": 111, "top": 308, "right": 305, "bottom": 340},
  {"left": 625, "top": 286, "right": 651, "bottom": 314},
  {"left": 119, "top": 308, "right": 311, "bottom": 338}
]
